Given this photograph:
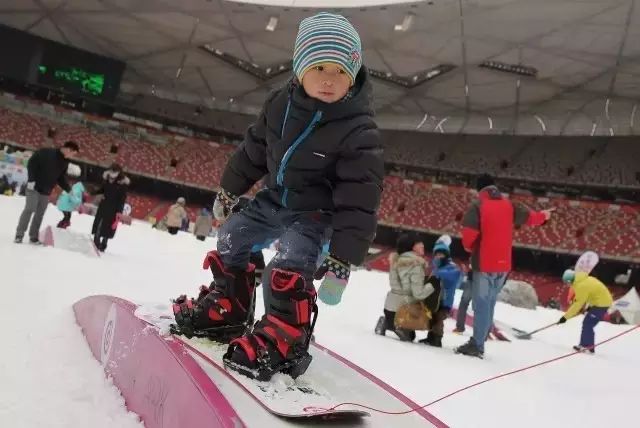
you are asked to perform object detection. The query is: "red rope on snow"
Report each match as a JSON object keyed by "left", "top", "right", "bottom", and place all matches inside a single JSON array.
[{"left": 304, "top": 324, "right": 640, "bottom": 416}]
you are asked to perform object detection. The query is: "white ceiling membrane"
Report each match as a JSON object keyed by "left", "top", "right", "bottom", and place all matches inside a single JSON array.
[
  {"left": 0, "top": 0, "right": 638, "bottom": 135},
  {"left": 225, "top": 0, "right": 424, "bottom": 6}
]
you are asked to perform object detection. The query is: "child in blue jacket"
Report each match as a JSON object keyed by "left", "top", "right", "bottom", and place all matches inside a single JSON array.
[{"left": 420, "top": 236, "right": 462, "bottom": 347}]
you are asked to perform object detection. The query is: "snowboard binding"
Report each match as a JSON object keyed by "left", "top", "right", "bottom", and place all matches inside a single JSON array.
[
  {"left": 223, "top": 268, "right": 318, "bottom": 381},
  {"left": 223, "top": 346, "right": 314, "bottom": 382},
  {"left": 171, "top": 291, "right": 255, "bottom": 342}
]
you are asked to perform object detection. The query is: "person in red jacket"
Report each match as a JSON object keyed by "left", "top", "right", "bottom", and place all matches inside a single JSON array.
[{"left": 455, "top": 174, "right": 553, "bottom": 358}]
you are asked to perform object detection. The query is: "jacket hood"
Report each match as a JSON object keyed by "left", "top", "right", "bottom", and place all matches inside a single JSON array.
[
  {"left": 288, "top": 66, "right": 374, "bottom": 122},
  {"left": 573, "top": 271, "right": 589, "bottom": 284},
  {"left": 390, "top": 250, "right": 423, "bottom": 267},
  {"left": 103, "top": 170, "right": 130, "bottom": 185},
  {"left": 397, "top": 251, "right": 425, "bottom": 265},
  {"left": 479, "top": 185, "right": 503, "bottom": 200}
]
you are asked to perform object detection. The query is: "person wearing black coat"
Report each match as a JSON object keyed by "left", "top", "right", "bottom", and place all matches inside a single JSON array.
[
  {"left": 14, "top": 142, "right": 79, "bottom": 244},
  {"left": 173, "top": 13, "right": 384, "bottom": 382},
  {"left": 92, "top": 164, "right": 129, "bottom": 252}
]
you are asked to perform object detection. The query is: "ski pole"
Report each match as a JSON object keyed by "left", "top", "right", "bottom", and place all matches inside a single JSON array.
[{"left": 513, "top": 322, "right": 558, "bottom": 340}]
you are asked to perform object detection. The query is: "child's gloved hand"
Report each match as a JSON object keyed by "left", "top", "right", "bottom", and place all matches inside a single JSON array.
[
  {"left": 314, "top": 255, "right": 350, "bottom": 305},
  {"left": 212, "top": 189, "right": 238, "bottom": 222}
]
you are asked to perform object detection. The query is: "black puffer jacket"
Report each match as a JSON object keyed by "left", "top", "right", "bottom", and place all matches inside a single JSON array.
[
  {"left": 27, "top": 148, "right": 70, "bottom": 195},
  {"left": 92, "top": 173, "right": 130, "bottom": 239},
  {"left": 221, "top": 67, "right": 384, "bottom": 265}
]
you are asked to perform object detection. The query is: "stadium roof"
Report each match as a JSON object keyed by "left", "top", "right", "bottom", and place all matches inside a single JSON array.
[{"left": 0, "top": 0, "right": 639, "bottom": 135}]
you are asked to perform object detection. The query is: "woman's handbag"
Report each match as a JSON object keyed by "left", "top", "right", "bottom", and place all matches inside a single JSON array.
[{"left": 395, "top": 301, "right": 432, "bottom": 331}]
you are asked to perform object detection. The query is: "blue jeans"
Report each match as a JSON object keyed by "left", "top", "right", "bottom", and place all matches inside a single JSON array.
[
  {"left": 217, "top": 190, "right": 330, "bottom": 305},
  {"left": 471, "top": 272, "right": 508, "bottom": 352},
  {"left": 580, "top": 307, "right": 608, "bottom": 348},
  {"left": 456, "top": 279, "right": 472, "bottom": 331}
]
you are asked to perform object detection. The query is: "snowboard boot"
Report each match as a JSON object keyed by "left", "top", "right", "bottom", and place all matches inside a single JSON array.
[
  {"left": 419, "top": 332, "right": 443, "bottom": 348},
  {"left": 223, "top": 268, "right": 317, "bottom": 381},
  {"left": 172, "top": 250, "right": 255, "bottom": 342},
  {"left": 374, "top": 316, "right": 386, "bottom": 336},
  {"left": 455, "top": 339, "right": 484, "bottom": 359}
]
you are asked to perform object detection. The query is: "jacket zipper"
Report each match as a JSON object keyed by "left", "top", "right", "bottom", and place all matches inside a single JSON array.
[{"left": 276, "top": 110, "right": 323, "bottom": 207}]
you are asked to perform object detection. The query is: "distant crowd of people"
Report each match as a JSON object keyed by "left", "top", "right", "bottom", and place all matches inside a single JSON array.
[
  {"left": 375, "top": 174, "right": 614, "bottom": 358},
  {"left": 10, "top": 141, "right": 134, "bottom": 252}
]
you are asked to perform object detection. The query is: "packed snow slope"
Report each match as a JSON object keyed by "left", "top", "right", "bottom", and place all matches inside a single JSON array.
[{"left": 1, "top": 195, "right": 637, "bottom": 428}]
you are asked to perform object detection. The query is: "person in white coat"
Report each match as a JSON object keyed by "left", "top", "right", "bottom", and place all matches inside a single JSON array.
[{"left": 375, "top": 234, "right": 435, "bottom": 342}]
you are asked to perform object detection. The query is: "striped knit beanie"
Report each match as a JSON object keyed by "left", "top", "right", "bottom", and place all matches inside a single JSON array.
[{"left": 293, "top": 12, "right": 362, "bottom": 85}]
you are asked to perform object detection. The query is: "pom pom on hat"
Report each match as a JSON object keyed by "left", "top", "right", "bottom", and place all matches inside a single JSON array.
[
  {"left": 67, "top": 163, "right": 81, "bottom": 177},
  {"left": 562, "top": 269, "right": 576, "bottom": 284}
]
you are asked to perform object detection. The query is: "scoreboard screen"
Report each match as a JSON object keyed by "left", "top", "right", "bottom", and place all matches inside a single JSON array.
[
  {"left": 37, "top": 66, "right": 105, "bottom": 97},
  {"left": 0, "top": 23, "right": 125, "bottom": 102}
]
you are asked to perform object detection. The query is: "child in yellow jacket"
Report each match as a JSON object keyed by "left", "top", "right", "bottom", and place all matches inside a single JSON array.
[{"left": 558, "top": 270, "right": 613, "bottom": 353}]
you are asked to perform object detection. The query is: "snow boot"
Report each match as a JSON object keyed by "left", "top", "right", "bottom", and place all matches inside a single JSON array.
[
  {"left": 455, "top": 339, "right": 484, "bottom": 359},
  {"left": 14, "top": 235, "right": 23, "bottom": 244},
  {"left": 223, "top": 268, "right": 317, "bottom": 381},
  {"left": 573, "top": 345, "right": 595, "bottom": 354},
  {"left": 93, "top": 235, "right": 103, "bottom": 251},
  {"left": 172, "top": 250, "right": 255, "bottom": 342},
  {"left": 395, "top": 329, "right": 416, "bottom": 342},
  {"left": 374, "top": 316, "right": 386, "bottom": 336},
  {"left": 419, "top": 332, "right": 443, "bottom": 348}
]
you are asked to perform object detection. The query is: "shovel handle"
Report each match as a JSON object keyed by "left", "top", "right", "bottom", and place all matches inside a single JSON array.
[{"left": 515, "top": 322, "right": 558, "bottom": 338}]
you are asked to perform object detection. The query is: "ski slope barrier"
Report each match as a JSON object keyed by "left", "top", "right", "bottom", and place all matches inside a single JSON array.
[
  {"left": 74, "top": 295, "right": 449, "bottom": 427},
  {"left": 41, "top": 225, "right": 101, "bottom": 257},
  {"left": 73, "top": 295, "right": 242, "bottom": 428}
]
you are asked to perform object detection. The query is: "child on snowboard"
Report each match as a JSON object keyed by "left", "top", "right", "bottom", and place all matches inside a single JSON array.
[
  {"left": 557, "top": 269, "right": 613, "bottom": 353},
  {"left": 173, "top": 12, "right": 383, "bottom": 381},
  {"left": 419, "top": 236, "right": 462, "bottom": 347}
]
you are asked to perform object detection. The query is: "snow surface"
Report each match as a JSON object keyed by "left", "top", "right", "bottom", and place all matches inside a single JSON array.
[{"left": 1, "top": 194, "right": 638, "bottom": 428}]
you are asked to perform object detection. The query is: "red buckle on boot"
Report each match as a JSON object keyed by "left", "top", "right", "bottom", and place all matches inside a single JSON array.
[
  {"left": 269, "top": 269, "right": 315, "bottom": 325},
  {"left": 203, "top": 250, "right": 256, "bottom": 274},
  {"left": 208, "top": 298, "right": 232, "bottom": 321},
  {"left": 271, "top": 268, "right": 302, "bottom": 291}
]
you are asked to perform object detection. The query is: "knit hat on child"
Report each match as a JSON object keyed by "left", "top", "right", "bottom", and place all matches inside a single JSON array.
[{"left": 293, "top": 12, "right": 363, "bottom": 85}]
